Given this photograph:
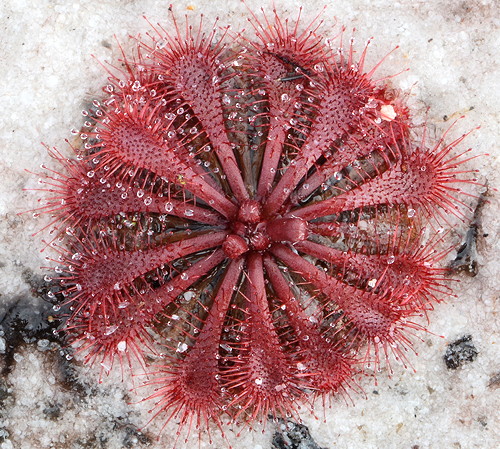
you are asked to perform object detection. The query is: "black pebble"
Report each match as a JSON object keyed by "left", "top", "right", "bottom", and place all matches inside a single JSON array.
[{"left": 443, "top": 335, "right": 478, "bottom": 370}]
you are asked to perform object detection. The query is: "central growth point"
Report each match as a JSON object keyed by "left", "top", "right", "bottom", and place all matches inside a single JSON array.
[{"left": 222, "top": 200, "right": 308, "bottom": 259}]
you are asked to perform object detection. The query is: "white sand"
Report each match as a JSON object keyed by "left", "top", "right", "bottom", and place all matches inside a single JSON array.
[{"left": 0, "top": 1, "right": 498, "bottom": 448}]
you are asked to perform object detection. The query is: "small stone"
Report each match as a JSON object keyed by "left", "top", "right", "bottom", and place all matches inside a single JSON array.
[{"left": 443, "top": 335, "right": 478, "bottom": 370}]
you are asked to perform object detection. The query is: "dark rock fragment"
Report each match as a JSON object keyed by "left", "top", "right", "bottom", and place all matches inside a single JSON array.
[
  {"left": 271, "top": 417, "right": 328, "bottom": 449},
  {"left": 443, "top": 334, "right": 478, "bottom": 370}
]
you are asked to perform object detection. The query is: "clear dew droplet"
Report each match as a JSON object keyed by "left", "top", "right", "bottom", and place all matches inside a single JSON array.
[
  {"left": 155, "top": 40, "right": 166, "bottom": 50},
  {"left": 104, "top": 325, "right": 118, "bottom": 336},
  {"left": 367, "top": 278, "right": 377, "bottom": 288},
  {"left": 183, "top": 290, "right": 194, "bottom": 301}
]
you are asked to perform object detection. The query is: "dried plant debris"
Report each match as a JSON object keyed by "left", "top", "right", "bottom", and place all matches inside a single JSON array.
[
  {"left": 449, "top": 186, "right": 488, "bottom": 277},
  {"left": 487, "top": 372, "right": 500, "bottom": 389}
]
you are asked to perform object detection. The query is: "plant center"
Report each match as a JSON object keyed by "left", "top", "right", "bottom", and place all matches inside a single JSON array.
[{"left": 222, "top": 200, "right": 308, "bottom": 259}]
